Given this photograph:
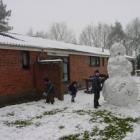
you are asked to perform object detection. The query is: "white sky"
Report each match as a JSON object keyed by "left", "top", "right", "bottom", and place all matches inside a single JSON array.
[{"left": 4, "top": 0, "right": 140, "bottom": 35}]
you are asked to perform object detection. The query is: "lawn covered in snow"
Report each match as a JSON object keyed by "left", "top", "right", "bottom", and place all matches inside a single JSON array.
[{"left": 0, "top": 77, "right": 140, "bottom": 140}]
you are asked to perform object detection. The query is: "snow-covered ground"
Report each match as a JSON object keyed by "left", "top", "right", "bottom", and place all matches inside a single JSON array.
[{"left": 0, "top": 77, "right": 140, "bottom": 140}]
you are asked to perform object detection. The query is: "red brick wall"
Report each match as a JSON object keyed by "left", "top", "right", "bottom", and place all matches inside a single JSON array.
[
  {"left": 0, "top": 48, "right": 108, "bottom": 104},
  {"left": 0, "top": 49, "right": 36, "bottom": 95},
  {"left": 69, "top": 55, "right": 108, "bottom": 86},
  {"left": 34, "top": 63, "right": 63, "bottom": 100},
  {"left": 0, "top": 49, "right": 63, "bottom": 100}
]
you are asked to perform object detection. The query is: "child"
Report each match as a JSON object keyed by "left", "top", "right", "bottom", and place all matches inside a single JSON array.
[
  {"left": 43, "top": 77, "right": 55, "bottom": 104},
  {"left": 68, "top": 81, "right": 78, "bottom": 102},
  {"left": 92, "top": 70, "right": 102, "bottom": 108}
]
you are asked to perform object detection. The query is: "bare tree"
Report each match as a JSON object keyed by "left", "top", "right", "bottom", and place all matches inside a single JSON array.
[
  {"left": 79, "top": 23, "right": 111, "bottom": 49},
  {"left": 125, "top": 18, "right": 140, "bottom": 69},
  {"left": 27, "top": 28, "right": 48, "bottom": 39},
  {"left": 125, "top": 18, "right": 140, "bottom": 51},
  {"left": 94, "top": 24, "right": 111, "bottom": 49},
  {"left": 34, "top": 30, "right": 47, "bottom": 38},
  {"left": 79, "top": 24, "right": 94, "bottom": 46},
  {"left": 48, "top": 22, "right": 77, "bottom": 44}
]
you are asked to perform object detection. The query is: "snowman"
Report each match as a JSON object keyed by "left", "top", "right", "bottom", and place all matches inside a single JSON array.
[{"left": 102, "top": 42, "right": 138, "bottom": 106}]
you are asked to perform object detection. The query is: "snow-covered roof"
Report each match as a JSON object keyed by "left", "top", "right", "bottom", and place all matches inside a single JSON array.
[
  {"left": 0, "top": 32, "right": 136, "bottom": 59},
  {"left": 0, "top": 32, "right": 109, "bottom": 57}
]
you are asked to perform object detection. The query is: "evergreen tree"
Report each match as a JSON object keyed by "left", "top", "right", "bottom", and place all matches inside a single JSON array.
[
  {"left": 108, "top": 21, "right": 125, "bottom": 48},
  {"left": 0, "top": 0, "right": 11, "bottom": 32}
]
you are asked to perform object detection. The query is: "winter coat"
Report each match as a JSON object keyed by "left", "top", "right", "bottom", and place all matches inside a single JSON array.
[
  {"left": 68, "top": 84, "right": 77, "bottom": 96},
  {"left": 92, "top": 75, "right": 102, "bottom": 93},
  {"left": 45, "top": 81, "right": 55, "bottom": 95}
]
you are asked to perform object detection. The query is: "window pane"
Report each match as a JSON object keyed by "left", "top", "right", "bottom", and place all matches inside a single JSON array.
[
  {"left": 63, "top": 57, "right": 69, "bottom": 81},
  {"left": 23, "top": 53, "right": 28, "bottom": 65},
  {"left": 63, "top": 63, "right": 68, "bottom": 73},
  {"left": 63, "top": 73, "right": 68, "bottom": 81},
  {"left": 21, "top": 51, "right": 30, "bottom": 69},
  {"left": 47, "top": 56, "right": 69, "bottom": 81},
  {"left": 91, "top": 57, "right": 95, "bottom": 66},
  {"left": 90, "top": 56, "right": 100, "bottom": 67}
]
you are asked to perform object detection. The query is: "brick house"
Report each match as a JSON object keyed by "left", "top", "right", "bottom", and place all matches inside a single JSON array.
[{"left": 0, "top": 32, "right": 110, "bottom": 105}]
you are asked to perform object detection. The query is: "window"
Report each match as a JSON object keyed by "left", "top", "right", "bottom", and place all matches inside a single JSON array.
[
  {"left": 47, "top": 56, "right": 69, "bottom": 82},
  {"left": 90, "top": 56, "right": 100, "bottom": 67},
  {"left": 21, "top": 51, "right": 30, "bottom": 69},
  {"left": 63, "top": 58, "right": 69, "bottom": 82}
]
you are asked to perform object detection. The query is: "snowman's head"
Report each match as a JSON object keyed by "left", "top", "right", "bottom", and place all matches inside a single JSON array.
[{"left": 110, "top": 43, "right": 126, "bottom": 57}]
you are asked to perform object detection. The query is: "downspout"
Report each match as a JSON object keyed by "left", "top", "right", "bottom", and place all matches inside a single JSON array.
[{"left": 33, "top": 62, "right": 37, "bottom": 91}]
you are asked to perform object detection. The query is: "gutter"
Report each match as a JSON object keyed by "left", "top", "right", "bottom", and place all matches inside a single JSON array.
[{"left": 0, "top": 43, "right": 110, "bottom": 57}]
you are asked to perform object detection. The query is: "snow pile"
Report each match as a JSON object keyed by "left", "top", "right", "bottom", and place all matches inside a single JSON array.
[{"left": 103, "top": 42, "right": 138, "bottom": 106}]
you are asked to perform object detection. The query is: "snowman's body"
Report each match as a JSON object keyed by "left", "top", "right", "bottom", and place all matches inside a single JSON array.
[{"left": 102, "top": 43, "right": 138, "bottom": 106}]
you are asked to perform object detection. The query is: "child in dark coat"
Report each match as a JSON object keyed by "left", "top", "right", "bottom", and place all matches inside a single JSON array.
[
  {"left": 68, "top": 81, "right": 78, "bottom": 102},
  {"left": 92, "top": 70, "right": 102, "bottom": 108},
  {"left": 43, "top": 77, "right": 55, "bottom": 104}
]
